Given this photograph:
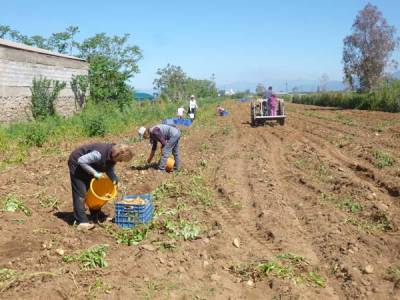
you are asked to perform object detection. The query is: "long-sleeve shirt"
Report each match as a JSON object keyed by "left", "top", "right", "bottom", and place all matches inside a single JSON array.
[
  {"left": 68, "top": 143, "right": 117, "bottom": 181},
  {"left": 149, "top": 124, "right": 180, "bottom": 151},
  {"left": 189, "top": 100, "right": 198, "bottom": 110},
  {"left": 77, "top": 151, "right": 118, "bottom": 181}
]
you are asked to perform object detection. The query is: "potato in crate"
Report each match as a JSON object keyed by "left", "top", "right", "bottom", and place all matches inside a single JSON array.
[{"left": 114, "top": 194, "right": 154, "bottom": 228}]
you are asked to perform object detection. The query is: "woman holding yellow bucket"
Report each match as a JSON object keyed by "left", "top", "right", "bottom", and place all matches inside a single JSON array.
[
  {"left": 68, "top": 143, "right": 133, "bottom": 231},
  {"left": 138, "top": 124, "right": 181, "bottom": 172}
]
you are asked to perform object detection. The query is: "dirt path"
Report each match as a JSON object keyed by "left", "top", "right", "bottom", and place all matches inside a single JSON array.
[{"left": 1, "top": 101, "right": 400, "bottom": 299}]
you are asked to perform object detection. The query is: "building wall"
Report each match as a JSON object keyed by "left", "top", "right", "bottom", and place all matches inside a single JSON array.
[{"left": 0, "top": 41, "right": 89, "bottom": 122}]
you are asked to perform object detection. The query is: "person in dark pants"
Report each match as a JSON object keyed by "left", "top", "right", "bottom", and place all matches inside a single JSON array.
[
  {"left": 68, "top": 143, "right": 134, "bottom": 231},
  {"left": 138, "top": 124, "right": 181, "bottom": 172}
]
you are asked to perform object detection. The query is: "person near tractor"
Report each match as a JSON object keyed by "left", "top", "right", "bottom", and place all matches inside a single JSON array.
[
  {"left": 138, "top": 124, "right": 181, "bottom": 172},
  {"left": 263, "top": 86, "right": 273, "bottom": 116},
  {"left": 268, "top": 94, "right": 278, "bottom": 116},
  {"left": 266, "top": 86, "right": 273, "bottom": 99},
  {"left": 177, "top": 106, "right": 185, "bottom": 119},
  {"left": 68, "top": 143, "right": 134, "bottom": 231},
  {"left": 188, "top": 95, "right": 198, "bottom": 117}
]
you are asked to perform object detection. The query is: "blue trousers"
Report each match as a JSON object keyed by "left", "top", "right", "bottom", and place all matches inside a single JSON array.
[{"left": 159, "top": 132, "right": 181, "bottom": 171}]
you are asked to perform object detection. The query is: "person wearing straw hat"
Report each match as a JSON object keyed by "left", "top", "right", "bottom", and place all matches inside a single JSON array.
[
  {"left": 138, "top": 124, "right": 181, "bottom": 172},
  {"left": 68, "top": 143, "right": 134, "bottom": 231}
]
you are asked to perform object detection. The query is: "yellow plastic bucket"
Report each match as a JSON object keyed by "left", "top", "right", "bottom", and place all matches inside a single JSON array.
[
  {"left": 85, "top": 177, "right": 117, "bottom": 210},
  {"left": 165, "top": 157, "right": 175, "bottom": 172}
]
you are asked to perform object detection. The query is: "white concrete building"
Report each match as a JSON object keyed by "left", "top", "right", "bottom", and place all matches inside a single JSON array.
[{"left": 0, "top": 38, "right": 89, "bottom": 122}]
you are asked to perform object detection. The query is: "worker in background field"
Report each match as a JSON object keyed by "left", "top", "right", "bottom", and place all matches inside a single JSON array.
[
  {"left": 177, "top": 106, "right": 185, "bottom": 119},
  {"left": 68, "top": 143, "right": 134, "bottom": 231},
  {"left": 138, "top": 124, "right": 181, "bottom": 172},
  {"left": 268, "top": 94, "right": 278, "bottom": 116},
  {"left": 188, "top": 95, "right": 198, "bottom": 118},
  {"left": 216, "top": 104, "right": 225, "bottom": 116}
]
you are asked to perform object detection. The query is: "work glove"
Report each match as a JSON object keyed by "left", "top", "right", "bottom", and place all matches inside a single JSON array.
[{"left": 94, "top": 172, "right": 105, "bottom": 180}]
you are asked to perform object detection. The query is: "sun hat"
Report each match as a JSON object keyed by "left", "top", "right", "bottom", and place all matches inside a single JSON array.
[{"left": 138, "top": 126, "right": 146, "bottom": 138}]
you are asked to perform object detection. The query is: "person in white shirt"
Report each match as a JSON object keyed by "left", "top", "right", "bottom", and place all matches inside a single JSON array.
[
  {"left": 177, "top": 106, "right": 185, "bottom": 119},
  {"left": 188, "top": 95, "right": 198, "bottom": 118}
]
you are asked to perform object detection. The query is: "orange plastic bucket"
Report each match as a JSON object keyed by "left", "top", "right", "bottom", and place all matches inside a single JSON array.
[
  {"left": 85, "top": 177, "right": 117, "bottom": 210},
  {"left": 165, "top": 157, "right": 175, "bottom": 172}
]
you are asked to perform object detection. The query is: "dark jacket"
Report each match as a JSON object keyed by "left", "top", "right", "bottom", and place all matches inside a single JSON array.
[{"left": 68, "top": 143, "right": 116, "bottom": 174}]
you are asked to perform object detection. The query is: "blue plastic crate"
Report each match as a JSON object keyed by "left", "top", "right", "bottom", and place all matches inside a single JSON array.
[
  {"left": 114, "top": 194, "right": 154, "bottom": 228},
  {"left": 162, "top": 118, "right": 175, "bottom": 125},
  {"left": 173, "top": 118, "right": 192, "bottom": 126},
  {"left": 162, "top": 118, "right": 192, "bottom": 126}
]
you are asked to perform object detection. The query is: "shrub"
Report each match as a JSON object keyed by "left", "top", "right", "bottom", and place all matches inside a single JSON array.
[
  {"left": 82, "top": 114, "right": 107, "bottom": 137},
  {"left": 23, "top": 122, "right": 50, "bottom": 147},
  {"left": 30, "top": 77, "right": 66, "bottom": 119},
  {"left": 294, "top": 80, "right": 400, "bottom": 112}
]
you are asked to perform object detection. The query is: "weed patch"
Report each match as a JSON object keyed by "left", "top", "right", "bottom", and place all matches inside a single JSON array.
[
  {"left": 385, "top": 266, "right": 400, "bottom": 281},
  {"left": 162, "top": 219, "right": 200, "bottom": 240},
  {"left": 344, "top": 214, "right": 392, "bottom": 232},
  {"left": 87, "top": 277, "right": 112, "bottom": 299},
  {"left": 0, "top": 268, "right": 56, "bottom": 292},
  {"left": 229, "top": 253, "right": 325, "bottom": 288},
  {"left": 372, "top": 149, "right": 394, "bottom": 169},
  {"left": 63, "top": 244, "right": 108, "bottom": 269},
  {"left": 1, "top": 195, "right": 31, "bottom": 216},
  {"left": 189, "top": 175, "right": 213, "bottom": 206},
  {"left": 107, "top": 225, "right": 149, "bottom": 246},
  {"left": 35, "top": 192, "right": 59, "bottom": 209},
  {"left": 321, "top": 193, "right": 363, "bottom": 213}
]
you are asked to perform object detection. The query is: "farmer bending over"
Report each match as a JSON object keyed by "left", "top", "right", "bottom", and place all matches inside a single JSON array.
[
  {"left": 138, "top": 124, "right": 181, "bottom": 172},
  {"left": 216, "top": 104, "right": 225, "bottom": 116},
  {"left": 68, "top": 143, "right": 133, "bottom": 231}
]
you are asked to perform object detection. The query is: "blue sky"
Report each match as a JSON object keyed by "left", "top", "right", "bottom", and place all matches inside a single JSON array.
[{"left": 2, "top": 0, "right": 400, "bottom": 91}]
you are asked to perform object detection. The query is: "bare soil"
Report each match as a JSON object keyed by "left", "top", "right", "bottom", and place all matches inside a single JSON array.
[{"left": 1, "top": 102, "right": 400, "bottom": 299}]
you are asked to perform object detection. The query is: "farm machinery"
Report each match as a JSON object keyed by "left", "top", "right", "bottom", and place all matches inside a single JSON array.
[{"left": 250, "top": 98, "right": 286, "bottom": 126}]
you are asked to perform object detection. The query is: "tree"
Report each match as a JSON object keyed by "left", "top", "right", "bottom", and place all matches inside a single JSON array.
[
  {"left": 153, "top": 64, "right": 188, "bottom": 101},
  {"left": 343, "top": 3, "right": 399, "bottom": 92},
  {"left": 0, "top": 25, "right": 11, "bottom": 38},
  {"left": 185, "top": 78, "right": 217, "bottom": 98},
  {"left": 256, "top": 83, "right": 266, "bottom": 97},
  {"left": 153, "top": 65, "right": 217, "bottom": 101},
  {"left": 77, "top": 33, "right": 141, "bottom": 76},
  {"left": 1, "top": 25, "right": 143, "bottom": 108}
]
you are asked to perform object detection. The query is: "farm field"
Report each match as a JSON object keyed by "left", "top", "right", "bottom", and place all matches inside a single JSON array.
[{"left": 1, "top": 101, "right": 400, "bottom": 299}]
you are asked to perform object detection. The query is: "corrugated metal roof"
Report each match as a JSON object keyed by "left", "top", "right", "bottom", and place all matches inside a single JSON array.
[{"left": 0, "top": 38, "right": 86, "bottom": 62}]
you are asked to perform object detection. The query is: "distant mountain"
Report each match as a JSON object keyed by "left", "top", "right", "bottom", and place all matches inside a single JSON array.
[{"left": 218, "top": 79, "right": 346, "bottom": 93}]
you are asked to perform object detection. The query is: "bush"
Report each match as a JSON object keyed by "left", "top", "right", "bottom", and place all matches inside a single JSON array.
[
  {"left": 23, "top": 122, "right": 51, "bottom": 147},
  {"left": 82, "top": 114, "right": 107, "bottom": 137},
  {"left": 293, "top": 80, "right": 400, "bottom": 112},
  {"left": 30, "top": 77, "right": 66, "bottom": 119}
]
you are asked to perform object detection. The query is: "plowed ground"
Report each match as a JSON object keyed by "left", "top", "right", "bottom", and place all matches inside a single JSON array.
[{"left": 1, "top": 101, "right": 400, "bottom": 299}]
